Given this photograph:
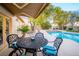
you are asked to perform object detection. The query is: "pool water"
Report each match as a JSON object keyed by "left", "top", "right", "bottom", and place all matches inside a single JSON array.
[{"left": 48, "top": 31, "right": 79, "bottom": 43}]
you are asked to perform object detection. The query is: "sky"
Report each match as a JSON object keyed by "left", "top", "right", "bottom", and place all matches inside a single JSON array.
[{"left": 52, "top": 3, "right": 79, "bottom": 11}]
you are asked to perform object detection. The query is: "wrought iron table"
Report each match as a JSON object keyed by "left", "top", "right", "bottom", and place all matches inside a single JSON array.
[{"left": 16, "top": 37, "right": 48, "bottom": 56}]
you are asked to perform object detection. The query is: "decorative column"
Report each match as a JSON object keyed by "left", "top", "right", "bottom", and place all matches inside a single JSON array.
[{"left": 9, "top": 17, "right": 12, "bottom": 34}]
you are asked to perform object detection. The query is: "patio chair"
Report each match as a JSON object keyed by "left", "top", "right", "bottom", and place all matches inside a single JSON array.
[
  {"left": 34, "top": 32, "right": 44, "bottom": 40},
  {"left": 6, "top": 34, "right": 24, "bottom": 56},
  {"left": 34, "top": 32, "right": 45, "bottom": 51},
  {"left": 42, "top": 37, "right": 63, "bottom": 56}
]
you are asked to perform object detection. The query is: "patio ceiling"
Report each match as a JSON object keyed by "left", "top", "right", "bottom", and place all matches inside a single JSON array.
[{"left": 1, "top": 3, "right": 49, "bottom": 18}]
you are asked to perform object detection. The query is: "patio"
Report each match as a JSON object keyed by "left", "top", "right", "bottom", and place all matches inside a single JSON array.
[{"left": 0, "top": 3, "right": 79, "bottom": 56}]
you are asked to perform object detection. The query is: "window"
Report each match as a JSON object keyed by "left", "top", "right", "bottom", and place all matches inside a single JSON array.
[{"left": 0, "top": 16, "right": 3, "bottom": 46}]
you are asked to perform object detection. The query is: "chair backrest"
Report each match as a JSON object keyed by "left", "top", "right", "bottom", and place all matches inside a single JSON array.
[
  {"left": 6, "top": 34, "right": 19, "bottom": 48},
  {"left": 54, "top": 37, "right": 63, "bottom": 51},
  {"left": 34, "top": 32, "right": 44, "bottom": 40}
]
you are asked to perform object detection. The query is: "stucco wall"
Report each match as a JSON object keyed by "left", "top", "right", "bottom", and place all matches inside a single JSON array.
[{"left": 12, "top": 16, "right": 20, "bottom": 34}]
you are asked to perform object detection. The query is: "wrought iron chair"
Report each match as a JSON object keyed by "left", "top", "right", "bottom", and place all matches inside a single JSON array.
[
  {"left": 6, "top": 34, "right": 24, "bottom": 56},
  {"left": 42, "top": 37, "right": 63, "bottom": 56},
  {"left": 34, "top": 32, "right": 44, "bottom": 40}
]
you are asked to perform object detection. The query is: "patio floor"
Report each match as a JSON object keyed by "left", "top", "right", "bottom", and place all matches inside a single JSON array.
[
  {"left": 0, "top": 47, "right": 43, "bottom": 56},
  {"left": 0, "top": 39, "right": 79, "bottom": 56}
]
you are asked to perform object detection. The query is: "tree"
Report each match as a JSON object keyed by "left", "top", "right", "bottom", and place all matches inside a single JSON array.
[
  {"left": 28, "top": 18, "right": 36, "bottom": 31},
  {"left": 76, "top": 16, "right": 79, "bottom": 21},
  {"left": 53, "top": 7, "right": 65, "bottom": 29},
  {"left": 53, "top": 7, "right": 70, "bottom": 30},
  {"left": 68, "top": 11, "right": 77, "bottom": 30},
  {"left": 28, "top": 4, "right": 54, "bottom": 31},
  {"left": 41, "top": 21, "right": 51, "bottom": 29}
]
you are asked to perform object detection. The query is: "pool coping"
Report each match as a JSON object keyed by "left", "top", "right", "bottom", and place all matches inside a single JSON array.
[
  {"left": 60, "top": 30, "right": 79, "bottom": 35},
  {"left": 47, "top": 30, "right": 79, "bottom": 35}
]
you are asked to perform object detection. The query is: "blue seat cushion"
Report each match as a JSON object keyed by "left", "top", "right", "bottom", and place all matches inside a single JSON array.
[
  {"left": 44, "top": 49, "right": 57, "bottom": 56},
  {"left": 43, "top": 45, "right": 56, "bottom": 51},
  {"left": 12, "top": 42, "right": 18, "bottom": 48}
]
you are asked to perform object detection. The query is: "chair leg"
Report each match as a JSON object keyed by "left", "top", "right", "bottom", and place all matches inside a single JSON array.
[
  {"left": 9, "top": 49, "right": 17, "bottom": 56},
  {"left": 18, "top": 49, "right": 22, "bottom": 55},
  {"left": 33, "top": 52, "right": 37, "bottom": 56},
  {"left": 18, "top": 48, "right": 24, "bottom": 55},
  {"left": 33, "top": 49, "right": 37, "bottom": 56},
  {"left": 25, "top": 49, "right": 27, "bottom": 55}
]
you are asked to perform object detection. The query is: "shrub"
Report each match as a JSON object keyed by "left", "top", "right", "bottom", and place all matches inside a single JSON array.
[
  {"left": 68, "top": 27, "right": 73, "bottom": 30},
  {"left": 17, "top": 25, "right": 29, "bottom": 33}
]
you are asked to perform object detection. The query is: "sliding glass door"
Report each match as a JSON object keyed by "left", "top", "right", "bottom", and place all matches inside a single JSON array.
[{"left": 0, "top": 16, "right": 3, "bottom": 46}]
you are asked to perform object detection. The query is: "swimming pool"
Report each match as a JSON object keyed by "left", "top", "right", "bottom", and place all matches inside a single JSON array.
[{"left": 48, "top": 31, "right": 79, "bottom": 43}]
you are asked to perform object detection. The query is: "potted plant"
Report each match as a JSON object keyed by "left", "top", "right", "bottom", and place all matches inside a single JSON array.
[{"left": 17, "top": 25, "right": 29, "bottom": 38}]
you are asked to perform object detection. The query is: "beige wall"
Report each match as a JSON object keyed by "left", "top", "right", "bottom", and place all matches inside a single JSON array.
[{"left": 12, "top": 16, "right": 19, "bottom": 34}]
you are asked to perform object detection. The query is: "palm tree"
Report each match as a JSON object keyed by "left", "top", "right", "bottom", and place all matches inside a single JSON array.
[
  {"left": 28, "top": 18, "right": 36, "bottom": 31},
  {"left": 53, "top": 7, "right": 70, "bottom": 30},
  {"left": 76, "top": 16, "right": 79, "bottom": 21},
  {"left": 53, "top": 7, "right": 63, "bottom": 29},
  {"left": 61, "top": 11, "right": 70, "bottom": 29},
  {"left": 68, "top": 12, "right": 77, "bottom": 30}
]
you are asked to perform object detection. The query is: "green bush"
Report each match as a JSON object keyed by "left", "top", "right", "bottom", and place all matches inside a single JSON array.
[
  {"left": 66, "top": 29, "right": 79, "bottom": 33},
  {"left": 68, "top": 27, "right": 73, "bottom": 30},
  {"left": 17, "top": 25, "right": 29, "bottom": 33}
]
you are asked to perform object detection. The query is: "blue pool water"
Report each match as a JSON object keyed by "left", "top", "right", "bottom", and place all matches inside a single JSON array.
[{"left": 48, "top": 31, "right": 79, "bottom": 43}]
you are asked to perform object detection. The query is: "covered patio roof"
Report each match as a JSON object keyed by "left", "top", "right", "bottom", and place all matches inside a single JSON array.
[{"left": 1, "top": 3, "right": 49, "bottom": 18}]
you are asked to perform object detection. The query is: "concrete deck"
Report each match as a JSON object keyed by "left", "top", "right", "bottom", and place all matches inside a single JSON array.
[{"left": 58, "top": 39, "right": 79, "bottom": 56}]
